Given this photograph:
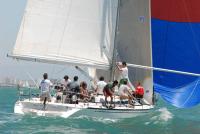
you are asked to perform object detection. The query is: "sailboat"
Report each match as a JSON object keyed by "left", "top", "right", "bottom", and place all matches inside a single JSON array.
[
  {"left": 9, "top": 0, "right": 154, "bottom": 118},
  {"left": 15, "top": 0, "right": 200, "bottom": 118}
]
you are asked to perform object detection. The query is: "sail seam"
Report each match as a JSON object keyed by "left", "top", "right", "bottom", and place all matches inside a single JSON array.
[
  {"left": 180, "top": 79, "right": 199, "bottom": 107},
  {"left": 57, "top": 0, "right": 72, "bottom": 57}
]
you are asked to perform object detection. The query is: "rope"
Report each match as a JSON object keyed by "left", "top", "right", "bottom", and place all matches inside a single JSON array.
[
  {"left": 25, "top": 72, "right": 39, "bottom": 89},
  {"left": 75, "top": 66, "right": 94, "bottom": 81}
]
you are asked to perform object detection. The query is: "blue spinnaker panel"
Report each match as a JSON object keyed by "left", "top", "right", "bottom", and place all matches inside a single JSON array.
[
  {"left": 152, "top": 19, "right": 200, "bottom": 108},
  {"left": 154, "top": 79, "right": 200, "bottom": 108}
]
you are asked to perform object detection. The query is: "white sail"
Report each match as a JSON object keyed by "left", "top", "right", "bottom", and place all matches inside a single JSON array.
[
  {"left": 117, "top": 0, "right": 153, "bottom": 104},
  {"left": 12, "top": 0, "right": 118, "bottom": 69}
]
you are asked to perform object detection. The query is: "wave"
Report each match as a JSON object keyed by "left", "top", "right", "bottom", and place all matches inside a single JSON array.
[
  {"left": 32, "top": 126, "right": 93, "bottom": 134},
  {"left": 72, "top": 115, "right": 119, "bottom": 124},
  {"left": 0, "top": 113, "right": 22, "bottom": 122},
  {"left": 148, "top": 107, "right": 173, "bottom": 124}
]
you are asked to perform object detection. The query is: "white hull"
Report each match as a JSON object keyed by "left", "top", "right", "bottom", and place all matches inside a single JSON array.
[{"left": 14, "top": 98, "right": 154, "bottom": 119}]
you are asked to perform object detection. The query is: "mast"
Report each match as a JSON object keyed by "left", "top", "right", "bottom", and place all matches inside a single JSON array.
[
  {"left": 149, "top": 0, "right": 154, "bottom": 105},
  {"left": 110, "top": 0, "right": 121, "bottom": 81}
]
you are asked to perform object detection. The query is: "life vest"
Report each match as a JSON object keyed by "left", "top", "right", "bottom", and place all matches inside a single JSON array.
[{"left": 135, "top": 85, "right": 144, "bottom": 95}]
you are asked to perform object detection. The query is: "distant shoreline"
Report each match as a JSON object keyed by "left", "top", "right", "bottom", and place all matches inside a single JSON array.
[
  {"left": 0, "top": 86, "right": 17, "bottom": 88},
  {"left": 0, "top": 86, "right": 38, "bottom": 89},
  {"left": 0, "top": 85, "right": 17, "bottom": 88}
]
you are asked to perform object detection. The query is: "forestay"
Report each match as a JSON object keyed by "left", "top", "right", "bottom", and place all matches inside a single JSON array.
[{"left": 12, "top": 0, "right": 118, "bottom": 70}]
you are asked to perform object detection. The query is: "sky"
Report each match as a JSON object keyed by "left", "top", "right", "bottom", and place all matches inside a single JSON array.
[{"left": 0, "top": 0, "right": 82, "bottom": 80}]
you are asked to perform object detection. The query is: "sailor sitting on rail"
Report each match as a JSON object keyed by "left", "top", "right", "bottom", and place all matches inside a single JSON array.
[
  {"left": 118, "top": 79, "right": 133, "bottom": 105},
  {"left": 80, "top": 81, "right": 90, "bottom": 102},
  {"left": 67, "top": 76, "right": 80, "bottom": 103},
  {"left": 133, "top": 82, "right": 144, "bottom": 99},
  {"left": 61, "top": 75, "right": 71, "bottom": 90},
  {"left": 56, "top": 75, "right": 71, "bottom": 103}
]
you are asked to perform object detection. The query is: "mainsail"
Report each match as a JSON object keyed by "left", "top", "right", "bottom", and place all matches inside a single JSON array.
[
  {"left": 152, "top": 0, "right": 200, "bottom": 108},
  {"left": 12, "top": 0, "right": 118, "bottom": 70}
]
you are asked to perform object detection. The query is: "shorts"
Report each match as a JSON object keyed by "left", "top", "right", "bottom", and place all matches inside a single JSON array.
[
  {"left": 40, "top": 91, "right": 51, "bottom": 101},
  {"left": 132, "top": 93, "right": 143, "bottom": 98},
  {"left": 119, "top": 93, "right": 129, "bottom": 97},
  {"left": 103, "top": 89, "right": 113, "bottom": 96}
]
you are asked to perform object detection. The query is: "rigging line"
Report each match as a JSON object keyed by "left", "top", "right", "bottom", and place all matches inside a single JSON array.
[
  {"left": 25, "top": 71, "right": 39, "bottom": 89},
  {"left": 110, "top": 0, "right": 121, "bottom": 81},
  {"left": 181, "top": 79, "right": 200, "bottom": 107},
  {"left": 75, "top": 66, "right": 93, "bottom": 81},
  {"left": 46, "top": 67, "right": 70, "bottom": 85},
  {"left": 127, "top": 63, "right": 200, "bottom": 77},
  {"left": 57, "top": 0, "right": 72, "bottom": 56},
  {"left": 54, "top": 67, "right": 66, "bottom": 74},
  {"left": 51, "top": 67, "right": 67, "bottom": 85},
  {"left": 16, "top": 60, "right": 39, "bottom": 88}
]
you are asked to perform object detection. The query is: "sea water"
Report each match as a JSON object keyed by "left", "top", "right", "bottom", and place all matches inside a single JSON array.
[{"left": 0, "top": 87, "right": 200, "bottom": 134}]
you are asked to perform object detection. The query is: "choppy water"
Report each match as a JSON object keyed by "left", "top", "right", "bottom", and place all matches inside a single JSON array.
[{"left": 0, "top": 87, "right": 200, "bottom": 134}]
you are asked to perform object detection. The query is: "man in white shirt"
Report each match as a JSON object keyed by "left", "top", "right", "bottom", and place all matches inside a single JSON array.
[
  {"left": 61, "top": 75, "right": 71, "bottom": 90},
  {"left": 95, "top": 76, "right": 107, "bottom": 95},
  {"left": 117, "top": 61, "right": 135, "bottom": 91},
  {"left": 117, "top": 61, "right": 128, "bottom": 80},
  {"left": 40, "top": 73, "right": 53, "bottom": 107}
]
